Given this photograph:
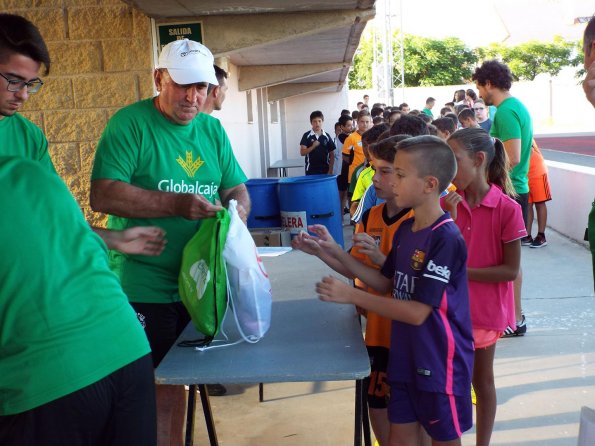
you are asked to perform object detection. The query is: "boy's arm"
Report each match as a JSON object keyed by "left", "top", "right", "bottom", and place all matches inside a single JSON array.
[
  {"left": 291, "top": 232, "right": 354, "bottom": 278},
  {"left": 317, "top": 276, "right": 432, "bottom": 325},
  {"left": 306, "top": 224, "right": 392, "bottom": 293},
  {"left": 300, "top": 140, "right": 320, "bottom": 156}
]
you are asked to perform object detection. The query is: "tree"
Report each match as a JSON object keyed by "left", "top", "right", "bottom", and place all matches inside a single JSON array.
[
  {"left": 476, "top": 36, "right": 582, "bottom": 81},
  {"left": 398, "top": 35, "right": 477, "bottom": 86},
  {"left": 348, "top": 30, "right": 582, "bottom": 89}
]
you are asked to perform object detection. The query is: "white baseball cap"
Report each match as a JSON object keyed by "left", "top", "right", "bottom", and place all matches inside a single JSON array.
[{"left": 156, "top": 39, "right": 218, "bottom": 85}]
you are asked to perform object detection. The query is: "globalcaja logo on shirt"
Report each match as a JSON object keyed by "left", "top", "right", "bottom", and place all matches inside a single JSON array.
[
  {"left": 177, "top": 151, "right": 204, "bottom": 177},
  {"left": 410, "top": 249, "right": 425, "bottom": 270},
  {"left": 156, "top": 151, "right": 219, "bottom": 198}
]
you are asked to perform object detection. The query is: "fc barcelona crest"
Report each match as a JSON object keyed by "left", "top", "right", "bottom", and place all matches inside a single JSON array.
[{"left": 410, "top": 249, "right": 425, "bottom": 270}]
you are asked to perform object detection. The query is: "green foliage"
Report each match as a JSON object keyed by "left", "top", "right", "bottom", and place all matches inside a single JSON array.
[
  {"left": 398, "top": 35, "right": 477, "bottom": 86},
  {"left": 477, "top": 36, "right": 582, "bottom": 81},
  {"left": 348, "top": 30, "right": 583, "bottom": 89}
]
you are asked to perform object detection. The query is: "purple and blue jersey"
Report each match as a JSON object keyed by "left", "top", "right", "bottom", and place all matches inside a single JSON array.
[{"left": 380, "top": 213, "right": 474, "bottom": 397}]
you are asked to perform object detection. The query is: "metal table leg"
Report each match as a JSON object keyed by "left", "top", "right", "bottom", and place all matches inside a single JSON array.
[
  {"left": 185, "top": 385, "right": 196, "bottom": 446},
  {"left": 198, "top": 384, "right": 219, "bottom": 446}
]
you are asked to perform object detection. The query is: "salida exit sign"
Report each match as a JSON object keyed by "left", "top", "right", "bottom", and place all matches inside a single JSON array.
[{"left": 157, "top": 22, "right": 203, "bottom": 51}]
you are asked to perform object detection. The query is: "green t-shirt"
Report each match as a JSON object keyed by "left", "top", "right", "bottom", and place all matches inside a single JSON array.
[
  {"left": 92, "top": 98, "right": 247, "bottom": 304},
  {"left": 352, "top": 166, "right": 375, "bottom": 201},
  {"left": 490, "top": 97, "right": 533, "bottom": 194},
  {"left": 349, "top": 162, "right": 366, "bottom": 195},
  {"left": 0, "top": 157, "right": 150, "bottom": 415},
  {"left": 422, "top": 108, "right": 433, "bottom": 118},
  {"left": 0, "top": 113, "right": 56, "bottom": 173}
]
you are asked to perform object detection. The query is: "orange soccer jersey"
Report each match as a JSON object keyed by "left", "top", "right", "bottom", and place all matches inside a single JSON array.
[
  {"left": 342, "top": 132, "right": 364, "bottom": 183},
  {"left": 351, "top": 203, "right": 414, "bottom": 348},
  {"left": 528, "top": 140, "right": 552, "bottom": 203}
]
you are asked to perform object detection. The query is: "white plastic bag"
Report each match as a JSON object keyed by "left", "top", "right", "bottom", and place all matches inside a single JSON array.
[{"left": 223, "top": 200, "right": 272, "bottom": 342}]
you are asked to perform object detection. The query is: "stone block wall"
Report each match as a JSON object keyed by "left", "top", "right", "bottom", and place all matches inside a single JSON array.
[{"left": 4, "top": 0, "right": 154, "bottom": 224}]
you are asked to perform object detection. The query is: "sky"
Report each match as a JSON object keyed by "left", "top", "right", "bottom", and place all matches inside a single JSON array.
[{"left": 372, "top": 0, "right": 593, "bottom": 48}]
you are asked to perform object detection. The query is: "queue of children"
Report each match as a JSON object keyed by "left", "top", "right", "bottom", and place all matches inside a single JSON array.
[{"left": 292, "top": 119, "right": 527, "bottom": 445}]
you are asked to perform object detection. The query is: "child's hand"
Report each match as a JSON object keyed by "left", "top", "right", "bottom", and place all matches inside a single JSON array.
[
  {"left": 352, "top": 233, "right": 385, "bottom": 266},
  {"left": 316, "top": 276, "right": 353, "bottom": 304},
  {"left": 291, "top": 231, "right": 321, "bottom": 256},
  {"left": 307, "top": 224, "right": 343, "bottom": 256},
  {"left": 443, "top": 191, "right": 463, "bottom": 221}
]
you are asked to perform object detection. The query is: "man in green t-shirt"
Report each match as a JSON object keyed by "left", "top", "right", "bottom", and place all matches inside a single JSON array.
[
  {"left": 90, "top": 38, "right": 250, "bottom": 446},
  {"left": 0, "top": 13, "right": 166, "bottom": 256},
  {"left": 0, "top": 157, "right": 157, "bottom": 446},
  {"left": 473, "top": 60, "right": 533, "bottom": 337}
]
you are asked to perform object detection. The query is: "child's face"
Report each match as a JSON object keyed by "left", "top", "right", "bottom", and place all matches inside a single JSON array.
[
  {"left": 392, "top": 151, "right": 425, "bottom": 208},
  {"left": 357, "top": 116, "right": 372, "bottom": 133},
  {"left": 341, "top": 120, "right": 353, "bottom": 133},
  {"left": 448, "top": 138, "right": 477, "bottom": 191},
  {"left": 371, "top": 157, "right": 395, "bottom": 200},
  {"left": 311, "top": 117, "right": 323, "bottom": 132}
]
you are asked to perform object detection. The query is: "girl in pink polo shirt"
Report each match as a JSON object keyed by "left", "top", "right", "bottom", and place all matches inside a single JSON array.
[{"left": 443, "top": 128, "right": 526, "bottom": 446}]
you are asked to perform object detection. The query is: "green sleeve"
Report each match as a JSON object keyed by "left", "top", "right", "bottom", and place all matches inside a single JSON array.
[{"left": 91, "top": 109, "right": 140, "bottom": 183}]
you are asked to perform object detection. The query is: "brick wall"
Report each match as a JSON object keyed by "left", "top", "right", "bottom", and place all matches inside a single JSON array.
[{"left": 4, "top": 0, "right": 154, "bottom": 224}]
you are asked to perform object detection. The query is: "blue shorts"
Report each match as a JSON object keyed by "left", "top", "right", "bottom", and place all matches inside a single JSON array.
[{"left": 387, "top": 382, "right": 472, "bottom": 442}]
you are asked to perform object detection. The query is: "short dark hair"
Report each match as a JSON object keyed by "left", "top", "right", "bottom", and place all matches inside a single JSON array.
[
  {"left": 397, "top": 135, "right": 457, "bottom": 192},
  {"left": 458, "top": 108, "right": 476, "bottom": 122},
  {"left": 583, "top": 15, "right": 595, "bottom": 57},
  {"left": 372, "top": 116, "right": 384, "bottom": 125},
  {"left": 310, "top": 110, "right": 324, "bottom": 122},
  {"left": 0, "top": 14, "right": 51, "bottom": 75},
  {"left": 370, "top": 106, "right": 384, "bottom": 118},
  {"left": 341, "top": 109, "right": 351, "bottom": 116},
  {"left": 361, "top": 123, "right": 389, "bottom": 145},
  {"left": 426, "top": 97, "right": 435, "bottom": 104},
  {"left": 472, "top": 60, "right": 514, "bottom": 90},
  {"left": 432, "top": 117, "right": 456, "bottom": 135},
  {"left": 207, "top": 64, "right": 228, "bottom": 93},
  {"left": 440, "top": 107, "right": 451, "bottom": 116},
  {"left": 351, "top": 110, "right": 360, "bottom": 120},
  {"left": 445, "top": 113, "right": 459, "bottom": 129},
  {"left": 338, "top": 114, "right": 353, "bottom": 127},
  {"left": 398, "top": 102, "right": 409, "bottom": 110},
  {"left": 369, "top": 134, "right": 411, "bottom": 163},
  {"left": 389, "top": 114, "right": 429, "bottom": 137},
  {"left": 418, "top": 113, "right": 432, "bottom": 124}
]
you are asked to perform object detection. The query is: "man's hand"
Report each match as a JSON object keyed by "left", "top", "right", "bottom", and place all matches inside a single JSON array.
[
  {"left": 352, "top": 233, "right": 385, "bottom": 266},
  {"left": 583, "top": 61, "right": 595, "bottom": 108},
  {"left": 442, "top": 191, "right": 463, "bottom": 221},
  {"left": 175, "top": 193, "right": 223, "bottom": 220},
  {"left": 316, "top": 275, "right": 353, "bottom": 304},
  {"left": 312, "top": 140, "right": 320, "bottom": 149}
]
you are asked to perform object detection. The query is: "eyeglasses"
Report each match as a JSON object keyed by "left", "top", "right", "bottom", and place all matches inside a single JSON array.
[
  {"left": 0, "top": 72, "right": 44, "bottom": 94},
  {"left": 473, "top": 107, "right": 485, "bottom": 111}
]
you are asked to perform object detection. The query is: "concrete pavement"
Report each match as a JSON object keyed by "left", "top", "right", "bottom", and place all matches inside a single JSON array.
[{"left": 189, "top": 223, "right": 595, "bottom": 445}]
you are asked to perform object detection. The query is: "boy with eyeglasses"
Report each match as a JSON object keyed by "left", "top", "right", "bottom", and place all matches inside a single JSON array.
[{"left": 473, "top": 99, "right": 492, "bottom": 133}]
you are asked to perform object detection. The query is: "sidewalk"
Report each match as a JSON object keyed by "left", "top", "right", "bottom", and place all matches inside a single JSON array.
[{"left": 191, "top": 225, "right": 595, "bottom": 445}]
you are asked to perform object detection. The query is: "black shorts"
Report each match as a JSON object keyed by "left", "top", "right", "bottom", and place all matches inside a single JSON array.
[
  {"left": 337, "top": 160, "right": 349, "bottom": 191},
  {"left": 515, "top": 192, "right": 529, "bottom": 227},
  {"left": 131, "top": 301, "right": 191, "bottom": 367},
  {"left": 0, "top": 354, "right": 156, "bottom": 446},
  {"left": 362, "top": 346, "right": 390, "bottom": 409}
]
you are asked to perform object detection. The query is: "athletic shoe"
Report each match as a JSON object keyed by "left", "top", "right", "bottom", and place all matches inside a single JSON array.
[
  {"left": 502, "top": 314, "right": 527, "bottom": 337},
  {"left": 530, "top": 233, "right": 547, "bottom": 248},
  {"left": 520, "top": 235, "right": 533, "bottom": 246}
]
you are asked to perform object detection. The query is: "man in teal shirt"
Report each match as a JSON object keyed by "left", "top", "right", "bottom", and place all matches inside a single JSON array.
[
  {"left": 91, "top": 39, "right": 250, "bottom": 446},
  {"left": 473, "top": 60, "right": 532, "bottom": 337}
]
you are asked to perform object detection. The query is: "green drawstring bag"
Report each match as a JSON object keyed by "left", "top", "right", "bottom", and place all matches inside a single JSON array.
[{"left": 179, "top": 209, "right": 230, "bottom": 345}]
